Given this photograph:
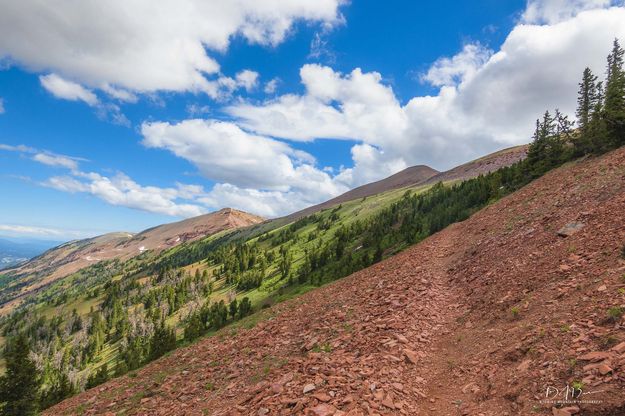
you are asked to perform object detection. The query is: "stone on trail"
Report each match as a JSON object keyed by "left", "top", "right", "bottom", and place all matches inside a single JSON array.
[{"left": 557, "top": 222, "right": 584, "bottom": 237}]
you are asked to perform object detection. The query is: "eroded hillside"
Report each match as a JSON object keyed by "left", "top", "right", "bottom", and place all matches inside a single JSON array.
[{"left": 48, "top": 148, "right": 625, "bottom": 415}]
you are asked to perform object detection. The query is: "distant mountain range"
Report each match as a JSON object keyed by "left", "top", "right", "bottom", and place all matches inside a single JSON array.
[{"left": 0, "top": 236, "right": 63, "bottom": 269}]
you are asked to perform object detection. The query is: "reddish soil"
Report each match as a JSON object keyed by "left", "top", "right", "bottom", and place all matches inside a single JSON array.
[{"left": 49, "top": 147, "right": 625, "bottom": 416}]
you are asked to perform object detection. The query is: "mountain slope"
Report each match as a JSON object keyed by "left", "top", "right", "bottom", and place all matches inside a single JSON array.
[
  {"left": 48, "top": 148, "right": 625, "bottom": 415},
  {"left": 283, "top": 144, "right": 527, "bottom": 223},
  {"left": 422, "top": 143, "right": 527, "bottom": 185},
  {"left": 282, "top": 165, "right": 438, "bottom": 222},
  {"left": 0, "top": 208, "right": 263, "bottom": 314}
]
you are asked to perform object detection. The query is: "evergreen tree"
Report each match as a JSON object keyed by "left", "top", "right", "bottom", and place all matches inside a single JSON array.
[
  {"left": 228, "top": 299, "right": 238, "bottom": 320},
  {"left": 577, "top": 67, "right": 599, "bottom": 131},
  {"left": 0, "top": 334, "right": 41, "bottom": 416},
  {"left": 39, "top": 370, "right": 75, "bottom": 410},
  {"left": 604, "top": 39, "right": 625, "bottom": 147},
  {"left": 526, "top": 111, "right": 557, "bottom": 177},
  {"left": 209, "top": 301, "right": 228, "bottom": 329},
  {"left": 148, "top": 321, "right": 176, "bottom": 361},
  {"left": 575, "top": 67, "right": 601, "bottom": 154},
  {"left": 278, "top": 251, "right": 292, "bottom": 280},
  {"left": 238, "top": 297, "right": 252, "bottom": 319},
  {"left": 86, "top": 363, "right": 109, "bottom": 389},
  {"left": 183, "top": 313, "right": 203, "bottom": 342}
]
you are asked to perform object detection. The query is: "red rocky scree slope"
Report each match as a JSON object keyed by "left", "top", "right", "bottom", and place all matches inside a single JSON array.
[{"left": 49, "top": 148, "right": 625, "bottom": 415}]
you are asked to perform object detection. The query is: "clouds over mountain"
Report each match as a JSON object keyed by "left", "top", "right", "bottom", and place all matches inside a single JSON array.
[
  {"left": 228, "top": 6, "right": 625, "bottom": 172},
  {"left": 3, "top": 0, "right": 625, "bottom": 220},
  {"left": 140, "top": 119, "right": 348, "bottom": 216}
]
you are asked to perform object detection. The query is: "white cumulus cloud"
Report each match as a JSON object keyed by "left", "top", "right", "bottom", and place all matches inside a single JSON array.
[
  {"left": 521, "top": 0, "right": 616, "bottom": 24},
  {"left": 140, "top": 119, "right": 348, "bottom": 215},
  {"left": 39, "top": 73, "right": 99, "bottom": 106},
  {"left": 44, "top": 172, "right": 207, "bottom": 218},
  {"left": 235, "top": 70, "right": 259, "bottom": 92},
  {"left": 421, "top": 43, "right": 492, "bottom": 87},
  {"left": 0, "top": 0, "right": 344, "bottom": 97},
  {"left": 227, "top": 5, "right": 625, "bottom": 184}
]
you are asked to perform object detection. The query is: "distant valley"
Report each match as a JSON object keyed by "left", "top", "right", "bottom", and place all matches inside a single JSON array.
[{"left": 0, "top": 237, "right": 62, "bottom": 269}]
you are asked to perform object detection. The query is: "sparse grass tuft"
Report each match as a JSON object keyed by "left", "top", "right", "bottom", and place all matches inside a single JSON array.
[
  {"left": 312, "top": 342, "right": 333, "bottom": 353},
  {"left": 601, "top": 335, "right": 619, "bottom": 349},
  {"left": 607, "top": 306, "right": 623, "bottom": 323}
]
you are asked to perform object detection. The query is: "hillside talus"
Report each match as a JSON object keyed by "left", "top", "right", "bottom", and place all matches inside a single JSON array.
[{"left": 48, "top": 147, "right": 625, "bottom": 415}]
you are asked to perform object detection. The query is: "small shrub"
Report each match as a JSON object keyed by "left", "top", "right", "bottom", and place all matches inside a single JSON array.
[
  {"left": 601, "top": 335, "right": 618, "bottom": 349},
  {"left": 607, "top": 306, "right": 623, "bottom": 323},
  {"left": 571, "top": 381, "right": 584, "bottom": 395},
  {"left": 510, "top": 306, "right": 520, "bottom": 319}
]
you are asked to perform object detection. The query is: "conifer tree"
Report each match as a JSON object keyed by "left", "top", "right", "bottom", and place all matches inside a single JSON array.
[
  {"left": 148, "top": 320, "right": 176, "bottom": 361},
  {"left": 183, "top": 313, "right": 203, "bottom": 342},
  {"left": 238, "top": 297, "right": 252, "bottom": 319},
  {"left": 604, "top": 39, "right": 625, "bottom": 147},
  {"left": 86, "top": 363, "right": 109, "bottom": 389},
  {"left": 229, "top": 298, "right": 238, "bottom": 320},
  {"left": 0, "top": 334, "right": 41, "bottom": 416},
  {"left": 577, "top": 67, "right": 599, "bottom": 131},
  {"left": 39, "top": 369, "right": 76, "bottom": 410},
  {"left": 526, "top": 111, "right": 556, "bottom": 177},
  {"left": 575, "top": 67, "right": 602, "bottom": 154}
]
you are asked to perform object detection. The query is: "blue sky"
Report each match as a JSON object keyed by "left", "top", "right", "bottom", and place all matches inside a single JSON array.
[{"left": 1, "top": 0, "right": 624, "bottom": 240}]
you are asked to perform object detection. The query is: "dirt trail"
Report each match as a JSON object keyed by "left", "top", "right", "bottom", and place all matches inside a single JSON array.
[
  {"left": 49, "top": 148, "right": 625, "bottom": 415},
  {"left": 49, "top": 221, "right": 465, "bottom": 416}
]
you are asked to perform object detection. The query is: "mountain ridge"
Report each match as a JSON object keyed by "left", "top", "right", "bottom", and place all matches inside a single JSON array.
[{"left": 283, "top": 144, "right": 527, "bottom": 223}]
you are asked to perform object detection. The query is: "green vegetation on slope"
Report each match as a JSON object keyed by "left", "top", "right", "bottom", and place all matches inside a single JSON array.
[{"left": 1, "top": 39, "right": 624, "bottom": 414}]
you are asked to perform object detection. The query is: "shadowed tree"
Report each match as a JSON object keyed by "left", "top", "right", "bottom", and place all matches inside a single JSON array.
[{"left": 0, "top": 334, "right": 41, "bottom": 416}]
